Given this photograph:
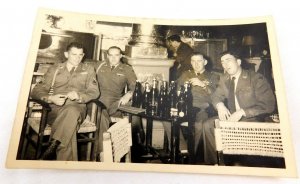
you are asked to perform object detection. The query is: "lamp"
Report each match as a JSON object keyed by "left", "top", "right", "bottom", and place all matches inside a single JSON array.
[{"left": 242, "top": 35, "right": 256, "bottom": 58}]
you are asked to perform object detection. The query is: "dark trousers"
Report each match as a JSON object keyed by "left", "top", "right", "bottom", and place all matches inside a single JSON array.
[
  {"left": 163, "top": 109, "right": 209, "bottom": 152},
  {"left": 201, "top": 117, "right": 219, "bottom": 164},
  {"left": 48, "top": 102, "right": 86, "bottom": 161}
]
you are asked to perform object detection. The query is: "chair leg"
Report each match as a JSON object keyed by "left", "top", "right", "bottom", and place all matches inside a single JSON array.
[
  {"left": 91, "top": 103, "right": 101, "bottom": 161},
  {"left": 125, "top": 151, "right": 131, "bottom": 163},
  {"left": 20, "top": 123, "right": 30, "bottom": 160},
  {"left": 217, "top": 151, "right": 225, "bottom": 166},
  {"left": 86, "top": 132, "right": 93, "bottom": 161},
  {"left": 35, "top": 136, "right": 43, "bottom": 159},
  {"left": 17, "top": 118, "right": 28, "bottom": 160},
  {"left": 91, "top": 130, "right": 99, "bottom": 161}
]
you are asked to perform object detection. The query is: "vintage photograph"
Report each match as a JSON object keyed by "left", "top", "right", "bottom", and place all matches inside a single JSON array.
[{"left": 6, "top": 8, "right": 297, "bottom": 177}]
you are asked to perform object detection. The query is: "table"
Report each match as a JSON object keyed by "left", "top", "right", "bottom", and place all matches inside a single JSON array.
[{"left": 118, "top": 105, "right": 195, "bottom": 164}]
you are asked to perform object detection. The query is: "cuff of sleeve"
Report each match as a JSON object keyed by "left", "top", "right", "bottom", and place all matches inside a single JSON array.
[
  {"left": 240, "top": 109, "right": 246, "bottom": 116},
  {"left": 127, "top": 91, "right": 133, "bottom": 96},
  {"left": 243, "top": 108, "right": 255, "bottom": 118},
  {"left": 76, "top": 94, "right": 85, "bottom": 103},
  {"left": 41, "top": 95, "right": 50, "bottom": 103},
  {"left": 215, "top": 102, "right": 225, "bottom": 110}
]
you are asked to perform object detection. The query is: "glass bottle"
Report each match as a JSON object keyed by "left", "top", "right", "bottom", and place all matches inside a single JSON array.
[
  {"left": 150, "top": 79, "right": 159, "bottom": 116},
  {"left": 142, "top": 82, "right": 151, "bottom": 115},
  {"left": 183, "top": 81, "right": 193, "bottom": 117},
  {"left": 132, "top": 80, "right": 142, "bottom": 108},
  {"left": 157, "top": 81, "right": 168, "bottom": 118},
  {"left": 177, "top": 85, "right": 186, "bottom": 118},
  {"left": 168, "top": 81, "right": 177, "bottom": 117}
]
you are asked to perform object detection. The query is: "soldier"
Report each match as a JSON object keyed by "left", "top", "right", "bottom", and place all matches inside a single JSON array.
[
  {"left": 177, "top": 52, "right": 219, "bottom": 113},
  {"left": 31, "top": 42, "right": 100, "bottom": 161},
  {"left": 201, "top": 50, "right": 276, "bottom": 165},
  {"left": 163, "top": 52, "right": 219, "bottom": 154},
  {"left": 95, "top": 46, "right": 144, "bottom": 159}
]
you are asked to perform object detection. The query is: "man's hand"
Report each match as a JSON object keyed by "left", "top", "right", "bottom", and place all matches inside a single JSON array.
[
  {"left": 48, "top": 94, "right": 67, "bottom": 106},
  {"left": 118, "top": 92, "right": 132, "bottom": 106},
  {"left": 216, "top": 102, "right": 231, "bottom": 121},
  {"left": 227, "top": 109, "right": 245, "bottom": 122},
  {"left": 189, "top": 78, "right": 207, "bottom": 88},
  {"left": 67, "top": 91, "right": 80, "bottom": 101}
]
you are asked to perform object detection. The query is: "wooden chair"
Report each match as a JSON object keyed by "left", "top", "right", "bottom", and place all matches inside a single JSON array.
[
  {"left": 18, "top": 99, "right": 104, "bottom": 161},
  {"left": 102, "top": 116, "right": 132, "bottom": 162},
  {"left": 214, "top": 120, "right": 284, "bottom": 166}
]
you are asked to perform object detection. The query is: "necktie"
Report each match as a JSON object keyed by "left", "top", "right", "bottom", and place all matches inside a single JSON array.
[
  {"left": 228, "top": 77, "right": 236, "bottom": 113},
  {"left": 111, "top": 66, "right": 115, "bottom": 71},
  {"left": 70, "top": 67, "right": 75, "bottom": 74}
]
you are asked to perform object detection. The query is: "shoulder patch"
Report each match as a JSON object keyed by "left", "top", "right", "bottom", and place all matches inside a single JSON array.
[
  {"left": 57, "top": 63, "right": 65, "bottom": 69},
  {"left": 82, "top": 63, "right": 89, "bottom": 70}
]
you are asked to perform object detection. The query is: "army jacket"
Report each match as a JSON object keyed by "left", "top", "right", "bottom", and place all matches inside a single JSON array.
[
  {"left": 211, "top": 69, "right": 275, "bottom": 118},
  {"left": 177, "top": 70, "right": 219, "bottom": 108},
  {"left": 31, "top": 62, "right": 100, "bottom": 104},
  {"left": 95, "top": 61, "right": 137, "bottom": 110}
]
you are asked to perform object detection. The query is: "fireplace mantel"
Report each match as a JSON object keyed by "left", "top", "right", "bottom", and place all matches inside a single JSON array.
[{"left": 126, "top": 57, "right": 175, "bottom": 83}]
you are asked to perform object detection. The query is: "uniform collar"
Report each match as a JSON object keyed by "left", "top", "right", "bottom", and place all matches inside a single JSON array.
[
  {"left": 230, "top": 68, "right": 242, "bottom": 80},
  {"left": 66, "top": 62, "right": 81, "bottom": 72},
  {"left": 194, "top": 69, "right": 206, "bottom": 76},
  {"left": 104, "top": 60, "right": 124, "bottom": 70},
  {"left": 105, "top": 60, "right": 120, "bottom": 68}
]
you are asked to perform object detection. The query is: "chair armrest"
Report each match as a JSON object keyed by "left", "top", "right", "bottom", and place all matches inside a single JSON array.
[
  {"left": 90, "top": 99, "right": 107, "bottom": 110},
  {"left": 29, "top": 98, "right": 51, "bottom": 111}
]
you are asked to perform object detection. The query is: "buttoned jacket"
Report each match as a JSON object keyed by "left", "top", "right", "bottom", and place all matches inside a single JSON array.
[
  {"left": 211, "top": 69, "right": 275, "bottom": 118},
  {"left": 31, "top": 62, "right": 99, "bottom": 104},
  {"left": 95, "top": 61, "right": 137, "bottom": 111},
  {"left": 177, "top": 70, "right": 219, "bottom": 108}
]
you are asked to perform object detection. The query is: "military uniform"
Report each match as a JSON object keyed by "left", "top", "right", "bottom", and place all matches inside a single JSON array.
[
  {"left": 96, "top": 61, "right": 137, "bottom": 114},
  {"left": 31, "top": 62, "right": 100, "bottom": 161},
  {"left": 95, "top": 61, "right": 137, "bottom": 153},
  {"left": 202, "top": 69, "right": 276, "bottom": 164},
  {"left": 164, "top": 69, "right": 219, "bottom": 151},
  {"left": 178, "top": 70, "right": 219, "bottom": 109}
]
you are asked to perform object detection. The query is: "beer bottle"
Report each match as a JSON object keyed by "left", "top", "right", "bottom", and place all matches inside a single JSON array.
[
  {"left": 157, "top": 81, "right": 168, "bottom": 118},
  {"left": 177, "top": 85, "right": 186, "bottom": 118},
  {"left": 183, "top": 81, "right": 193, "bottom": 117},
  {"left": 132, "top": 80, "right": 142, "bottom": 108},
  {"left": 142, "top": 82, "right": 151, "bottom": 114},
  {"left": 168, "top": 81, "right": 177, "bottom": 117},
  {"left": 168, "top": 81, "right": 177, "bottom": 109},
  {"left": 150, "top": 78, "right": 159, "bottom": 116}
]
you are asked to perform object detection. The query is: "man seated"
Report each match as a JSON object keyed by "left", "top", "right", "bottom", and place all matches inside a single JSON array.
[
  {"left": 200, "top": 50, "right": 276, "bottom": 165},
  {"left": 163, "top": 52, "right": 219, "bottom": 152},
  {"left": 95, "top": 46, "right": 144, "bottom": 160},
  {"left": 31, "top": 42, "right": 100, "bottom": 161}
]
